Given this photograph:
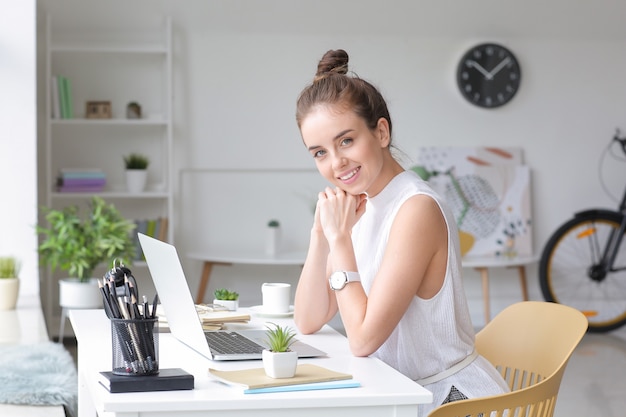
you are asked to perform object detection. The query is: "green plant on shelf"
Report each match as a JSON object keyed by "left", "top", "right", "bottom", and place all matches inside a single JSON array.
[{"left": 124, "top": 153, "right": 150, "bottom": 170}]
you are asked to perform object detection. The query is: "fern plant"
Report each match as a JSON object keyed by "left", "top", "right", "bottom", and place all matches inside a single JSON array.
[{"left": 264, "top": 322, "right": 296, "bottom": 353}]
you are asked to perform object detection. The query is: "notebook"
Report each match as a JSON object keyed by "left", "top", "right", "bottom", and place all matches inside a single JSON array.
[{"left": 137, "top": 233, "right": 326, "bottom": 361}]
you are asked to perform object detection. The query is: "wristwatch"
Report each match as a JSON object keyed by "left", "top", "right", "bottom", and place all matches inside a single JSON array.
[{"left": 329, "top": 271, "right": 361, "bottom": 291}]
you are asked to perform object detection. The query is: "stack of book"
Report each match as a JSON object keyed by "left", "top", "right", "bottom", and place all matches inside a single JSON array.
[
  {"left": 57, "top": 168, "right": 106, "bottom": 192},
  {"left": 51, "top": 75, "right": 74, "bottom": 119}
]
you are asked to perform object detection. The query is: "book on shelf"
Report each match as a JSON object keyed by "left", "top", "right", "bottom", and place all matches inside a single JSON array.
[
  {"left": 132, "top": 217, "right": 168, "bottom": 260},
  {"left": 98, "top": 368, "right": 194, "bottom": 393},
  {"left": 50, "top": 75, "right": 61, "bottom": 119},
  {"left": 208, "top": 364, "right": 354, "bottom": 393},
  {"left": 56, "top": 168, "right": 106, "bottom": 192}
]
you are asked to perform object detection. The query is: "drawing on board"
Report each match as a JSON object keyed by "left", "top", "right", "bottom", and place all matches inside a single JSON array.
[{"left": 412, "top": 147, "right": 532, "bottom": 258}]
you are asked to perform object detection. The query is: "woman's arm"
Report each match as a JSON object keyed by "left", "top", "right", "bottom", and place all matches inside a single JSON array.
[{"left": 333, "top": 194, "right": 449, "bottom": 356}]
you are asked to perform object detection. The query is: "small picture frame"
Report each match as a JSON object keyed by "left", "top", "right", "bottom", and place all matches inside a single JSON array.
[{"left": 86, "top": 101, "right": 112, "bottom": 119}]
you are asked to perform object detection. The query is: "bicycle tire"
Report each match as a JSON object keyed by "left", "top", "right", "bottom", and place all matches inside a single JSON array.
[{"left": 539, "top": 211, "right": 626, "bottom": 332}]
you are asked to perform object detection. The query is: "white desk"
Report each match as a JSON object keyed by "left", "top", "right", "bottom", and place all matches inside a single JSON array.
[
  {"left": 70, "top": 307, "right": 432, "bottom": 417},
  {"left": 188, "top": 251, "right": 307, "bottom": 303},
  {"left": 462, "top": 255, "right": 539, "bottom": 324}
]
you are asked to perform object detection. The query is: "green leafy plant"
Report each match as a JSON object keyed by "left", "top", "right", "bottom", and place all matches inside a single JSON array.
[
  {"left": 213, "top": 288, "right": 239, "bottom": 301},
  {"left": 37, "top": 196, "right": 136, "bottom": 282},
  {"left": 264, "top": 322, "right": 296, "bottom": 353},
  {"left": 0, "top": 257, "right": 20, "bottom": 279},
  {"left": 123, "top": 153, "right": 150, "bottom": 170},
  {"left": 267, "top": 219, "right": 280, "bottom": 228}
]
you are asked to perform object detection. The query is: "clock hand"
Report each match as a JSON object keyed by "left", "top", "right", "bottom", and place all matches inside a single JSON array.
[
  {"left": 467, "top": 60, "right": 491, "bottom": 79},
  {"left": 486, "top": 57, "right": 511, "bottom": 79}
]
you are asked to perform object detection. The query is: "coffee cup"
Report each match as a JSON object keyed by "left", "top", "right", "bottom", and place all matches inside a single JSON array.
[{"left": 261, "top": 282, "right": 291, "bottom": 314}]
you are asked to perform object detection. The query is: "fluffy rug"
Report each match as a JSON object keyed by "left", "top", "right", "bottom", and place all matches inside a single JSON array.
[{"left": 0, "top": 342, "right": 77, "bottom": 417}]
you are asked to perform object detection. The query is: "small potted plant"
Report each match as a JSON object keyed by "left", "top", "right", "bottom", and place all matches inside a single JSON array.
[
  {"left": 37, "top": 196, "right": 136, "bottom": 310},
  {"left": 123, "top": 152, "right": 150, "bottom": 193},
  {"left": 0, "top": 256, "right": 20, "bottom": 310},
  {"left": 262, "top": 322, "right": 297, "bottom": 378},
  {"left": 213, "top": 288, "right": 239, "bottom": 311},
  {"left": 266, "top": 219, "right": 281, "bottom": 256}
]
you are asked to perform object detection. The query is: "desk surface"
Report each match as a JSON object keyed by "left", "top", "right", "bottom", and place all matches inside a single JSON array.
[{"left": 70, "top": 308, "right": 432, "bottom": 417}]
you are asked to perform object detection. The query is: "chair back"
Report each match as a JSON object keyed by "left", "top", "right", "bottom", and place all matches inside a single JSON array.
[{"left": 428, "top": 301, "right": 588, "bottom": 417}]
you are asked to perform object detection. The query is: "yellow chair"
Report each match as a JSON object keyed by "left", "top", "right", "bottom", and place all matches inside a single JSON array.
[{"left": 428, "top": 301, "right": 588, "bottom": 417}]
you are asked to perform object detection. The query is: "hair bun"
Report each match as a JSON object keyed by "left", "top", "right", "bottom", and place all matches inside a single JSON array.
[{"left": 314, "top": 49, "right": 349, "bottom": 82}]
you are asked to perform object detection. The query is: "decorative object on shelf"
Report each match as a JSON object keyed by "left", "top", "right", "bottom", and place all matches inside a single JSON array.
[
  {"left": 123, "top": 153, "right": 150, "bottom": 193},
  {"left": 266, "top": 219, "right": 281, "bottom": 256},
  {"left": 213, "top": 288, "right": 239, "bottom": 311},
  {"left": 85, "top": 100, "right": 112, "bottom": 119},
  {"left": 126, "top": 101, "right": 142, "bottom": 119},
  {"left": 0, "top": 256, "right": 20, "bottom": 310},
  {"left": 262, "top": 322, "right": 297, "bottom": 378},
  {"left": 456, "top": 42, "right": 521, "bottom": 109}
]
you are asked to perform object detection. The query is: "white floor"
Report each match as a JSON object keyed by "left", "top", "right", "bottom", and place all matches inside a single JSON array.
[{"left": 554, "top": 325, "right": 626, "bottom": 416}]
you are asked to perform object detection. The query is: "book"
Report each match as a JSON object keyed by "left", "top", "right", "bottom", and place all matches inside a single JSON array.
[
  {"left": 208, "top": 363, "right": 352, "bottom": 391},
  {"left": 98, "top": 368, "right": 194, "bottom": 393},
  {"left": 51, "top": 75, "right": 60, "bottom": 119},
  {"left": 243, "top": 379, "right": 361, "bottom": 394}
]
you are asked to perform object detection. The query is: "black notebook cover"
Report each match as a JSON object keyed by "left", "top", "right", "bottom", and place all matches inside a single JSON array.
[{"left": 98, "top": 368, "right": 194, "bottom": 393}]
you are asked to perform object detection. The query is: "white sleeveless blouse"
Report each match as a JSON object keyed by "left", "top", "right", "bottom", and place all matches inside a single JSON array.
[{"left": 350, "top": 170, "right": 509, "bottom": 415}]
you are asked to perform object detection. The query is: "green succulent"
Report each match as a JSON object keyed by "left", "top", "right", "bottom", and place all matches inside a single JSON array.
[
  {"left": 213, "top": 288, "right": 239, "bottom": 300},
  {"left": 264, "top": 322, "right": 296, "bottom": 353},
  {"left": 267, "top": 219, "right": 280, "bottom": 227}
]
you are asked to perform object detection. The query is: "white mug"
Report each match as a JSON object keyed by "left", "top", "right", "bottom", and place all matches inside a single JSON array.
[{"left": 261, "top": 282, "right": 291, "bottom": 314}]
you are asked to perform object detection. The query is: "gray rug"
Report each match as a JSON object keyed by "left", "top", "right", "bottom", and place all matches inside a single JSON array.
[{"left": 0, "top": 342, "right": 77, "bottom": 417}]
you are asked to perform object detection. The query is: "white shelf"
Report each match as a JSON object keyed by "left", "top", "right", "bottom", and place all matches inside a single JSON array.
[{"left": 42, "top": 14, "right": 174, "bottom": 339}]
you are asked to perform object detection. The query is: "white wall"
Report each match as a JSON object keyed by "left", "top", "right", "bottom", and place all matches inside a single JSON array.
[
  {"left": 38, "top": 0, "right": 626, "bottom": 327},
  {"left": 0, "top": 0, "right": 38, "bottom": 297}
]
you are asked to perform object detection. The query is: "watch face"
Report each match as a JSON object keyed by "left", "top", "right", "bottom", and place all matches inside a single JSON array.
[
  {"left": 330, "top": 272, "right": 346, "bottom": 290},
  {"left": 457, "top": 43, "right": 521, "bottom": 109}
]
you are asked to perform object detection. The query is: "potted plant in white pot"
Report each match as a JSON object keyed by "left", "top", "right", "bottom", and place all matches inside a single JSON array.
[
  {"left": 262, "top": 322, "right": 297, "bottom": 378},
  {"left": 0, "top": 256, "right": 20, "bottom": 310},
  {"left": 37, "top": 196, "right": 136, "bottom": 311},
  {"left": 123, "top": 152, "right": 149, "bottom": 193},
  {"left": 266, "top": 219, "right": 281, "bottom": 256},
  {"left": 213, "top": 288, "right": 239, "bottom": 311}
]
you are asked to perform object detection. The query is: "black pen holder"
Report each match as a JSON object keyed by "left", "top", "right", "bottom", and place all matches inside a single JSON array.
[{"left": 111, "top": 317, "right": 159, "bottom": 376}]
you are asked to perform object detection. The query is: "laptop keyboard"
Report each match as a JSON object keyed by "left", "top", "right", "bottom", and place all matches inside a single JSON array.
[{"left": 206, "top": 331, "right": 265, "bottom": 354}]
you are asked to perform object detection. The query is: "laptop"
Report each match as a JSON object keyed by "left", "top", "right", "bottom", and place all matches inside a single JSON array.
[{"left": 137, "top": 233, "right": 326, "bottom": 361}]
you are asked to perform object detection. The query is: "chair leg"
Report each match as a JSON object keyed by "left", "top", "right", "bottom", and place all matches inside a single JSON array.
[{"left": 517, "top": 266, "right": 529, "bottom": 301}]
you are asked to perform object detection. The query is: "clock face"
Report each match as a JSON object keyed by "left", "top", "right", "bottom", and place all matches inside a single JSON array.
[{"left": 457, "top": 43, "right": 521, "bottom": 109}]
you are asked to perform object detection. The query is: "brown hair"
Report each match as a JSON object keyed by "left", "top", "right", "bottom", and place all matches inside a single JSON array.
[{"left": 296, "top": 49, "right": 393, "bottom": 141}]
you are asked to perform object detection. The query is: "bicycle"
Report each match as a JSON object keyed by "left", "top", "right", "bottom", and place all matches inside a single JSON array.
[{"left": 539, "top": 129, "right": 626, "bottom": 332}]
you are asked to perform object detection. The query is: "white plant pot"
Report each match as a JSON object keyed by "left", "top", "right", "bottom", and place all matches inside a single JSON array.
[
  {"left": 213, "top": 298, "right": 238, "bottom": 311},
  {"left": 125, "top": 169, "right": 148, "bottom": 193},
  {"left": 0, "top": 278, "right": 19, "bottom": 310},
  {"left": 59, "top": 277, "right": 102, "bottom": 309},
  {"left": 266, "top": 227, "right": 281, "bottom": 256},
  {"left": 262, "top": 349, "right": 297, "bottom": 378}
]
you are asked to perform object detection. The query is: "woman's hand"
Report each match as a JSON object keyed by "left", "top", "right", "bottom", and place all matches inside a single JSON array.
[{"left": 317, "top": 187, "right": 367, "bottom": 242}]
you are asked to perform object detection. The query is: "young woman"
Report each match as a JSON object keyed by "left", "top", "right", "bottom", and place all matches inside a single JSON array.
[{"left": 293, "top": 49, "right": 509, "bottom": 415}]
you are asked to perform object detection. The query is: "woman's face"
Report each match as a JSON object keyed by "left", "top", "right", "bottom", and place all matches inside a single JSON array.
[{"left": 300, "top": 105, "right": 390, "bottom": 196}]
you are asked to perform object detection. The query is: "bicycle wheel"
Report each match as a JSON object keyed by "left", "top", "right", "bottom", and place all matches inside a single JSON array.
[{"left": 539, "top": 211, "right": 626, "bottom": 332}]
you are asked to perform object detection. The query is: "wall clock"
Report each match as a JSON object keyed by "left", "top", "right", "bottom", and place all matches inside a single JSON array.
[{"left": 456, "top": 43, "right": 521, "bottom": 109}]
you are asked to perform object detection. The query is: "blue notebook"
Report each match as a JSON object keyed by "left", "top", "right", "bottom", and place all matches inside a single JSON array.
[{"left": 244, "top": 379, "right": 361, "bottom": 394}]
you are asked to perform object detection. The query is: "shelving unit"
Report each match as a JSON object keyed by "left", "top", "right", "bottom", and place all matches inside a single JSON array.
[{"left": 42, "top": 15, "right": 174, "bottom": 338}]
